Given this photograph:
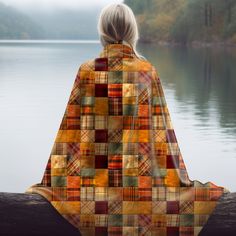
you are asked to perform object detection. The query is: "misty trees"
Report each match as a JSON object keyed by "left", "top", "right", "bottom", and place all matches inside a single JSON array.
[
  {"left": 125, "top": 0, "right": 236, "bottom": 44},
  {"left": 178, "top": 0, "right": 236, "bottom": 43},
  {"left": 204, "top": 2, "right": 213, "bottom": 27},
  {"left": 0, "top": 2, "right": 43, "bottom": 39}
]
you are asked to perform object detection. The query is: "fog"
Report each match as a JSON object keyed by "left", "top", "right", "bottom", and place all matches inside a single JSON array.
[
  {"left": 1, "top": 0, "right": 123, "bottom": 11},
  {"left": 0, "top": 0, "right": 123, "bottom": 39}
]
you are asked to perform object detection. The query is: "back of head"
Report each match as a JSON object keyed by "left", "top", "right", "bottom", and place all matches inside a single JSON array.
[{"left": 97, "top": 3, "right": 145, "bottom": 60}]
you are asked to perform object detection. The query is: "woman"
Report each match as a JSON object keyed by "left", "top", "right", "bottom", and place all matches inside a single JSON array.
[{"left": 25, "top": 3, "right": 229, "bottom": 236}]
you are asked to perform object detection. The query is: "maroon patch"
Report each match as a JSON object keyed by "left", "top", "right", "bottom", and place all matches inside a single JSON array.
[
  {"left": 166, "top": 155, "right": 179, "bottom": 168},
  {"left": 95, "top": 58, "right": 108, "bottom": 71},
  {"left": 95, "top": 84, "right": 108, "bottom": 97},
  {"left": 95, "top": 130, "right": 108, "bottom": 142},
  {"left": 95, "top": 227, "right": 108, "bottom": 235},
  {"left": 95, "top": 155, "right": 108, "bottom": 168},
  {"left": 95, "top": 201, "right": 108, "bottom": 214},
  {"left": 167, "top": 201, "right": 179, "bottom": 214},
  {"left": 167, "top": 227, "right": 179, "bottom": 236}
]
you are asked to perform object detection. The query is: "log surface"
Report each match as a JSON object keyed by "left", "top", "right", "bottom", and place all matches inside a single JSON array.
[
  {"left": 0, "top": 192, "right": 236, "bottom": 235},
  {"left": 0, "top": 192, "right": 81, "bottom": 236},
  {"left": 199, "top": 192, "right": 236, "bottom": 235}
]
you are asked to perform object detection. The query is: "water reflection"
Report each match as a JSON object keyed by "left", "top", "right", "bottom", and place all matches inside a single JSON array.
[{"left": 138, "top": 43, "right": 236, "bottom": 135}]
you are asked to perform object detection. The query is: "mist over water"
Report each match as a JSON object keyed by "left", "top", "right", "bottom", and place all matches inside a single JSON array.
[
  {"left": 0, "top": 0, "right": 123, "bottom": 40},
  {"left": 0, "top": 0, "right": 123, "bottom": 11}
]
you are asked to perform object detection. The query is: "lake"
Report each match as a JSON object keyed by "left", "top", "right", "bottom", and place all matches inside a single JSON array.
[{"left": 0, "top": 40, "right": 235, "bottom": 192}]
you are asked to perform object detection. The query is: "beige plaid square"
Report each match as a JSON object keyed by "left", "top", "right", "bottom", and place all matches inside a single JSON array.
[
  {"left": 154, "top": 130, "right": 166, "bottom": 143},
  {"left": 123, "top": 83, "right": 138, "bottom": 97},
  {"left": 51, "top": 155, "right": 67, "bottom": 168},
  {"left": 166, "top": 214, "right": 180, "bottom": 227},
  {"left": 95, "top": 71, "right": 108, "bottom": 84},
  {"left": 95, "top": 187, "right": 108, "bottom": 201},
  {"left": 95, "top": 143, "right": 108, "bottom": 155},
  {"left": 81, "top": 130, "right": 95, "bottom": 142},
  {"left": 108, "top": 201, "right": 122, "bottom": 214},
  {"left": 180, "top": 201, "right": 194, "bottom": 214},
  {"left": 153, "top": 115, "right": 166, "bottom": 130},
  {"left": 166, "top": 187, "right": 180, "bottom": 201},
  {"left": 81, "top": 187, "right": 94, "bottom": 201},
  {"left": 95, "top": 214, "right": 108, "bottom": 227},
  {"left": 123, "top": 155, "right": 139, "bottom": 169},
  {"left": 152, "top": 187, "right": 166, "bottom": 200},
  {"left": 152, "top": 201, "right": 166, "bottom": 214},
  {"left": 95, "top": 115, "right": 108, "bottom": 129},
  {"left": 81, "top": 201, "right": 95, "bottom": 214},
  {"left": 81, "top": 115, "right": 94, "bottom": 130}
]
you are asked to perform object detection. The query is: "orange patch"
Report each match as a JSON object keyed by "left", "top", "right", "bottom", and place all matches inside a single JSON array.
[
  {"left": 67, "top": 176, "right": 80, "bottom": 188},
  {"left": 165, "top": 169, "right": 180, "bottom": 187},
  {"left": 55, "top": 130, "right": 80, "bottom": 143},
  {"left": 138, "top": 176, "right": 152, "bottom": 188},
  {"left": 95, "top": 169, "right": 108, "bottom": 187}
]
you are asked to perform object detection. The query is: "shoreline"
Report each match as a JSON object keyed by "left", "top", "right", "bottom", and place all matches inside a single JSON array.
[
  {"left": 0, "top": 39, "right": 100, "bottom": 44},
  {"left": 0, "top": 39, "right": 235, "bottom": 48},
  {"left": 139, "top": 39, "right": 236, "bottom": 48}
]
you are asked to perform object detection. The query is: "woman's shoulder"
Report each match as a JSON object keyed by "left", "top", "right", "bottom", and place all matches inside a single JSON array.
[
  {"left": 77, "top": 56, "right": 158, "bottom": 74},
  {"left": 133, "top": 56, "right": 159, "bottom": 74},
  {"left": 78, "top": 59, "right": 95, "bottom": 72},
  {"left": 137, "top": 57, "right": 159, "bottom": 74}
]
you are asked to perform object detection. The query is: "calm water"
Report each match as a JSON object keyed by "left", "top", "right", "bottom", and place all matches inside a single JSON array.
[{"left": 0, "top": 40, "right": 236, "bottom": 192}]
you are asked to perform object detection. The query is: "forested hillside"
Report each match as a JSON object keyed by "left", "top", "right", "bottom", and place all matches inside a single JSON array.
[
  {"left": 0, "top": 2, "right": 43, "bottom": 39},
  {"left": 0, "top": 2, "right": 99, "bottom": 40},
  {"left": 0, "top": 0, "right": 235, "bottom": 44},
  {"left": 125, "top": 0, "right": 236, "bottom": 45}
]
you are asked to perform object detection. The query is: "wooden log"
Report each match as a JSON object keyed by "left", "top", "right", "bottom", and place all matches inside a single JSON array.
[
  {"left": 0, "top": 192, "right": 236, "bottom": 235},
  {"left": 200, "top": 192, "right": 236, "bottom": 235},
  {"left": 0, "top": 192, "right": 81, "bottom": 236}
]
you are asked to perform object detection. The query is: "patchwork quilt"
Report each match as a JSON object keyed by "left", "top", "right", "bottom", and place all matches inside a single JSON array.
[{"left": 25, "top": 43, "right": 229, "bottom": 236}]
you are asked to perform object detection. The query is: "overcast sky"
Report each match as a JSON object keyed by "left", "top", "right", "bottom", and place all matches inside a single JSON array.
[{"left": 1, "top": 0, "right": 123, "bottom": 10}]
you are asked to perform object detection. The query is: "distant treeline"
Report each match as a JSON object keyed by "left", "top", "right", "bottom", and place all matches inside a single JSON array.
[
  {"left": 0, "top": 2, "right": 99, "bottom": 40},
  {"left": 0, "top": 0, "right": 235, "bottom": 44},
  {"left": 0, "top": 2, "right": 43, "bottom": 39},
  {"left": 125, "top": 0, "right": 236, "bottom": 45}
]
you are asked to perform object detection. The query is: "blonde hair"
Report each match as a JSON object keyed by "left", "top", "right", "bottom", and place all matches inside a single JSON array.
[{"left": 97, "top": 3, "right": 145, "bottom": 60}]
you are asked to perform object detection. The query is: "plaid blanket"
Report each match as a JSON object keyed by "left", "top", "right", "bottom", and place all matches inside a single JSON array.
[{"left": 25, "top": 43, "right": 229, "bottom": 236}]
